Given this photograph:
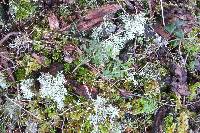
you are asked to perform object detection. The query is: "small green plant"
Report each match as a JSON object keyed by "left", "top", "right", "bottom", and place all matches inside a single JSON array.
[
  {"left": 165, "top": 20, "right": 185, "bottom": 38},
  {"left": 132, "top": 95, "right": 158, "bottom": 114},
  {"left": 102, "top": 59, "right": 131, "bottom": 79}
]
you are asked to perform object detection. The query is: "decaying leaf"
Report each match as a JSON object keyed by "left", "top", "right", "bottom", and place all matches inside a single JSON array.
[
  {"left": 0, "top": 49, "right": 15, "bottom": 82},
  {"left": 124, "top": 0, "right": 144, "bottom": 13},
  {"left": 62, "top": 0, "right": 75, "bottom": 4},
  {"left": 73, "top": 84, "right": 97, "bottom": 99},
  {"left": 63, "top": 44, "right": 82, "bottom": 63},
  {"left": 187, "top": 99, "right": 200, "bottom": 113},
  {"left": 83, "top": 4, "right": 121, "bottom": 20},
  {"left": 152, "top": 105, "right": 170, "bottom": 133},
  {"left": 154, "top": 5, "right": 196, "bottom": 39},
  {"left": 32, "top": 53, "right": 46, "bottom": 66},
  {"left": 148, "top": 0, "right": 157, "bottom": 17},
  {"left": 119, "top": 89, "right": 135, "bottom": 99},
  {"left": 171, "top": 64, "right": 189, "bottom": 96},
  {"left": 124, "top": 126, "right": 134, "bottom": 133},
  {"left": 48, "top": 13, "right": 59, "bottom": 30},
  {"left": 153, "top": 23, "right": 171, "bottom": 40},
  {"left": 77, "top": 4, "right": 121, "bottom": 31},
  {"left": 47, "top": 63, "right": 64, "bottom": 76}
]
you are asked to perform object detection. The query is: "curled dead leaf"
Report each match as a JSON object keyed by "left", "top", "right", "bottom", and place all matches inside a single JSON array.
[
  {"left": 77, "top": 4, "right": 121, "bottom": 31},
  {"left": 63, "top": 44, "right": 82, "bottom": 63},
  {"left": 83, "top": 4, "right": 121, "bottom": 20},
  {"left": 171, "top": 64, "right": 189, "bottom": 96},
  {"left": 48, "top": 13, "right": 59, "bottom": 30},
  {"left": 119, "top": 89, "right": 136, "bottom": 99},
  {"left": 32, "top": 53, "right": 46, "bottom": 66},
  {"left": 73, "top": 84, "right": 97, "bottom": 99}
]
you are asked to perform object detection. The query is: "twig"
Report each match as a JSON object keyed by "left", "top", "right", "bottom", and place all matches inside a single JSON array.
[
  {"left": 160, "top": 0, "right": 165, "bottom": 26},
  {"left": 0, "top": 32, "right": 21, "bottom": 46},
  {"left": 5, "top": 95, "right": 41, "bottom": 121}
]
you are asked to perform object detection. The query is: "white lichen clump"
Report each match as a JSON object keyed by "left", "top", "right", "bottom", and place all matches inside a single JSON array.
[
  {"left": 20, "top": 78, "right": 35, "bottom": 100},
  {"left": 38, "top": 72, "right": 67, "bottom": 109},
  {"left": 25, "top": 120, "right": 38, "bottom": 133},
  {"left": 9, "top": 34, "right": 32, "bottom": 54},
  {"left": 0, "top": 72, "right": 9, "bottom": 89},
  {"left": 122, "top": 13, "right": 146, "bottom": 38},
  {"left": 87, "top": 13, "right": 146, "bottom": 66},
  {"left": 89, "top": 96, "right": 120, "bottom": 133}
]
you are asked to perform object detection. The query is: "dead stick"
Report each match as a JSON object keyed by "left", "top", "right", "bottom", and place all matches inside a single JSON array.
[{"left": 0, "top": 32, "right": 21, "bottom": 46}]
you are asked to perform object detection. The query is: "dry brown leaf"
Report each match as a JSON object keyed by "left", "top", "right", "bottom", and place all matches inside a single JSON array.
[
  {"left": 73, "top": 84, "right": 97, "bottom": 99},
  {"left": 63, "top": 44, "right": 82, "bottom": 63},
  {"left": 119, "top": 89, "right": 135, "bottom": 99},
  {"left": 77, "top": 17, "right": 103, "bottom": 31},
  {"left": 152, "top": 105, "right": 170, "bottom": 133},
  {"left": 148, "top": 0, "right": 157, "bottom": 17},
  {"left": 48, "top": 13, "right": 59, "bottom": 30},
  {"left": 164, "top": 6, "right": 196, "bottom": 34},
  {"left": 124, "top": 0, "right": 144, "bottom": 13},
  {"left": 62, "top": 0, "right": 75, "bottom": 4},
  {"left": 153, "top": 23, "right": 171, "bottom": 40},
  {"left": 77, "top": 4, "right": 121, "bottom": 31},
  {"left": 171, "top": 64, "right": 189, "bottom": 96},
  {"left": 60, "top": 4, "right": 121, "bottom": 32},
  {"left": 83, "top": 4, "right": 121, "bottom": 20},
  {"left": 32, "top": 53, "right": 46, "bottom": 66}
]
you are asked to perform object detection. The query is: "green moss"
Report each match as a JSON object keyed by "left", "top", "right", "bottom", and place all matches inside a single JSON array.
[
  {"left": 33, "top": 41, "right": 44, "bottom": 52},
  {"left": 76, "top": 66, "right": 95, "bottom": 85},
  {"left": 132, "top": 96, "right": 158, "bottom": 114},
  {"left": 63, "top": 63, "right": 71, "bottom": 73},
  {"left": 52, "top": 50, "right": 62, "bottom": 62},
  {"left": 144, "top": 80, "right": 159, "bottom": 93},
  {"left": 32, "top": 26, "right": 43, "bottom": 41},
  {"left": 11, "top": 0, "right": 36, "bottom": 20},
  {"left": 164, "top": 114, "right": 176, "bottom": 133},
  {"left": 14, "top": 67, "right": 26, "bottom": 81},
  {"left": 189, "top": 82, "right": 200, "bottom": 101},
  {"left": 18, "top": 55, "right": 42, "bottom": 76},
  {"left": 81, "top": 119, "right": 93, "bottom": 132}
]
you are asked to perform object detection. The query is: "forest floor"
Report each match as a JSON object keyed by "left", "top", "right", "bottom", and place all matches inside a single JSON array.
[{"left": 0, "top": 0, "right": 200, "bottom": 132}]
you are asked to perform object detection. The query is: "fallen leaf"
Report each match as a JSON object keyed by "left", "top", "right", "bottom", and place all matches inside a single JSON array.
[
  {"left": 153, "top": 23, "right": 171, "bottom": 40},
  {"left": 148, "top": 0, "right": 157, "bottom": 17},
  {"left": 119, "top": 89, "right": 135, "bottom": 99},
  {"left": 73, "top": 84, "right": 97, "bottom": 99},
  {"left": 83, "top": 4, "right": 121, "bottom": 20},
  {"left": 31, "top": 53, "right": 46, "bottom": 66},
  {"left": 152, "top": 105, "right": 171, "bottom": 133},
  {"left": 62, "top": 0, "right": 75, "bottom": 4},
  {"left": 77, "top": 17, "right": 103, "bottom": 31},
  {"left": 0, "top": 49, "right": 15, "bottom": 82},
  {"left": 63, "top": 45, "right": 81, "bottom": 63},
  {"left": 48, "top": 63, "right": 64, "bottom": 76},
  {"left": 124, "top": 0, "right": 144, "bottom": 13},
  {"left": 48, "top": 13, "right": 59, "bottom": 30},
  {"left": 187, "top": 99, "right": 200, "bottom": 113},
  {"left": 60, "top": 4, "right": 121, "bottom": 32},
  {"left": 77, "top": 4, "right": 121, "bottom": 31},
  {"left": 124, "top": 127, "right": 134, "bottom": 133},
  {"left": 63, "top": 45, "right": 76, "bottom": 51},
  {"left": 171, "top": 64, "right": 189, "bottom": 96}
]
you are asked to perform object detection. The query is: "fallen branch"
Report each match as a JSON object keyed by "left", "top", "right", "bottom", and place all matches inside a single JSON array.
[{"left": 0, "top": 32, "right": 21, "bottom": 46}]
